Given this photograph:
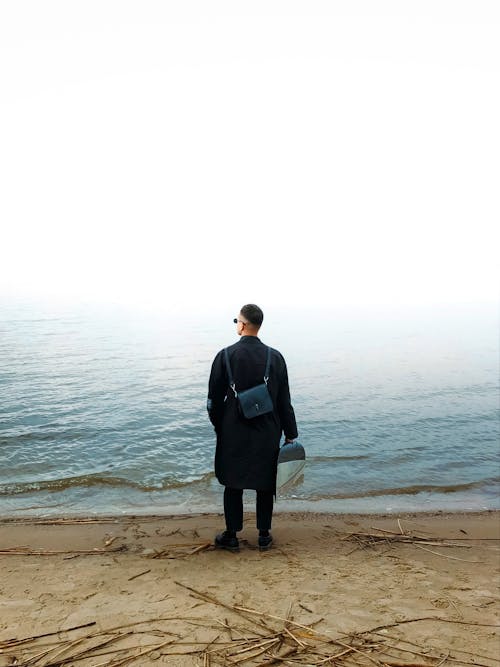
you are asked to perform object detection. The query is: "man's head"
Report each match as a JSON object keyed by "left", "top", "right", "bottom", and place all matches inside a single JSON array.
[{"left": 234, "top": 303, "right": 263, "bottom": 336}]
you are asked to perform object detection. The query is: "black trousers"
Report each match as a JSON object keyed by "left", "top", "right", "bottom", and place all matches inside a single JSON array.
[{"left": 223, "top": 487, "right": 274, "bottom": 532}]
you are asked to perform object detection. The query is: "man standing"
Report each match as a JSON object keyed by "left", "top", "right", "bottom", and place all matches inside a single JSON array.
[{"left": 207, "top": 304, "right": 298, "bottom": 551}]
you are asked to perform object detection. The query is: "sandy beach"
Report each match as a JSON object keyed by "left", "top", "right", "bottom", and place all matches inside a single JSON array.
[{"left": 1, "top": 510, "right": 499, "bottom": 666}]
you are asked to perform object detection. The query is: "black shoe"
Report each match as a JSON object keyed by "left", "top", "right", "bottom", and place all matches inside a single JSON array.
[
  {"left": 258, "top": 534, "right": 273, "bottom": 551},
  {"left": 215, "top": 531, "right": 239, "bottom": 552}
]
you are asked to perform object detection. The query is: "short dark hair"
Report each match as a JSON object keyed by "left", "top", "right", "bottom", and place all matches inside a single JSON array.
[{"left": 240, "top": 304, "right": 264, "bottom": 327}]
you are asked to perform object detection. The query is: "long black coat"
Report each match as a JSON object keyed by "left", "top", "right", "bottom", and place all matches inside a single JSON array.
[{"left": 207, "top": 336, "right": 298, "bottom": 491}]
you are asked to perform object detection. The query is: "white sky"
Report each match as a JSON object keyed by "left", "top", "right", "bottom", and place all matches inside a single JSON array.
[{"left": 1, "top": 1, "right": 499, "bottom": 313}]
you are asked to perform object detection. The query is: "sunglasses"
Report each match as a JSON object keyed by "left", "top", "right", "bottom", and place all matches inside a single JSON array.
[{"left": 233, "top": 318, "right": 247, "bottom": 326}]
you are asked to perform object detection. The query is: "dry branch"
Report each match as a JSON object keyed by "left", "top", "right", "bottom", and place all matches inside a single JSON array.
[
  {"left": 127, "top": 569, "right": 151, "bottom": 581},
  {"left": 0, "top": 622, "right": 96, "bottom": 649},
  {"left": 341, "top": 532, "right": 472, "bottom": 548},
  {"left": 413, "top": 545, "right": 484, "bottom": 563},
  {"left": 0, "top": 545, "right": 126, "bottom": 556},
  {"left": 146, "top": 542, "right": 212, "bottom": 558}
]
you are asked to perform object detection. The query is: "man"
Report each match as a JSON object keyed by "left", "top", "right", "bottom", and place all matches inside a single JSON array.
[{"left": 207, "top": 304, "right": 298, "bottom": 551}]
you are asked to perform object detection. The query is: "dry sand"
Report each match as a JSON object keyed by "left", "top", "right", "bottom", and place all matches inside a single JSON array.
[{"left": 1, "top": 510, "right": 499, "bottom": 666}]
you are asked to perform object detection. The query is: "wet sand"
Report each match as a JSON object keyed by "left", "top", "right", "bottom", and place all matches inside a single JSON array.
[{"left": 1, "top": 510, "right": 499, "bottom": 665}]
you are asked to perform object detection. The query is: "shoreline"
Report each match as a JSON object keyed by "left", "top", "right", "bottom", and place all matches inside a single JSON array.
[
  {"left": 2, "top": 486, "right": 498, "bottom": 520},
  {"left": 1, "top": 507, "right": 499, "bottom": 523}
]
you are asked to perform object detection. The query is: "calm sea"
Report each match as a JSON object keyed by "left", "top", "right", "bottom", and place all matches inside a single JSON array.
[{"left": 0, "top": 299, "right": 498, "bottom": 517}]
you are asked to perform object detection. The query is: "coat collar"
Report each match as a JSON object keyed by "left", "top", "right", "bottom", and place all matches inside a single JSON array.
[{"left": 238, "top": 336, "right": 261, "bottom": 344}]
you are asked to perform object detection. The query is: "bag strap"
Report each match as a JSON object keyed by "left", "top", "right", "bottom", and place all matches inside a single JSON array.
[
  {"left": 224, "top": 346, "right": 272, "bottom": 396},
  {"left": 264, "top": 346, "right": 271, "bottom": 385},
  {"left": 224, "top": 348, "right": 237, "bottom": 397}
]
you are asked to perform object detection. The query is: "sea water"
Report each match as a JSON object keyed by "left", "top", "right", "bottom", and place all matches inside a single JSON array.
[{"left": 0, "top": 299, "right": 498, "bottom": 517}]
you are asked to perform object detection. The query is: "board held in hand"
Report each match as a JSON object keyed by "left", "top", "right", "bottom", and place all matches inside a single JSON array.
[{"left": 276, "top": 441, "right": 306, "bottom": 493}]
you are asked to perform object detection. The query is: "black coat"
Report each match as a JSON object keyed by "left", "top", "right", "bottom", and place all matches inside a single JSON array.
[{"left": 207, "top": 336, "right": 298, "bottom": 491}]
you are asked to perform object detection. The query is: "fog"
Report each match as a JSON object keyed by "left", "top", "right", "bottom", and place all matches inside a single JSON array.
[{"left": 1, "top": 1, "right": 498, "bottom": 313}]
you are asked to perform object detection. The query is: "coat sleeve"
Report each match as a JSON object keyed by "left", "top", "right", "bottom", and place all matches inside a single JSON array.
[
  {"left": 207, "top": 350, "right": 227, "bottom": 432},
  {"left": 276, "top": 358, "right": 298, "bottom": 440}
]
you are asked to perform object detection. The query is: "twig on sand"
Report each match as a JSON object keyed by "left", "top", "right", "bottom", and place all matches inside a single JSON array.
[
  {"left": 340, "top": 528, "right": 495, "bottom": 564},
  {"left": 282, "top": 626, "right": 307, "bottom": 648},
  {"left": 0, "top": 622, "right": 97, "bottom": 649},
  {"left": 3, "top": 613, "right": 496, "bottom": 667},
  {"left": 146, "top": 542, "right": 212, "bottom": 558},
  {"left": 175, "top": 581, "right": 272, "bottom": 633},
  {"left": 2, "top": 579, "right": 498, "bottom": 667},
  {"left": 92, "top": 638, "right": 175, "bottom": 667},
  {"left": 32, "top": 632, "right": 136, "bottom": 667},
  {"left": 342, "top": 532, "right": 472, "bottom": 548},
  {"left": 436, "top": 651, "right": 451, "bottom": 667},
  {"left": 413, "top": 544, "right": 484, "bottom": 563},
  {"left": 127, "top": 568, "right": 151, "bottom": 581},
  {"left": 0, "top": 545, "right": 126, "bottom": 556},
  {"left": 174, "top": 583, "right": 387, "bottom": 666},
  {"left": 362, "top": 616, "right": 500, "bottom": 633},
  {"left": 189, "top": 542, "right": 212, "bottom": 555},
  {"left": 254, "top": 646, "right": 299, "bottom": 665},
  {"left": 4, "top": 518, "right": 120, "bottom": 525},
  {"left": 368, "top": 526, "right": 500, "bottom": 541},
  {"left": 222, "top": 617, "right": 234, "bottom": 641}
]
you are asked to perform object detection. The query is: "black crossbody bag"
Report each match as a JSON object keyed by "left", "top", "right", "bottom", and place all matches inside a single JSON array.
[{"left": 224, "top": 346, "right": 273, "bottom": 419}]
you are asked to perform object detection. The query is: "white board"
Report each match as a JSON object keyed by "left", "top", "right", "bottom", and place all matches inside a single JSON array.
[{"left": 276, "top": 441, "right": 306, "bottom": 493}]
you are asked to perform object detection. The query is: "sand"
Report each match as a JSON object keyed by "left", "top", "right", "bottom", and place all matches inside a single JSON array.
[{"left": 0, "top": 510, "right": 499, "bottom": 666}]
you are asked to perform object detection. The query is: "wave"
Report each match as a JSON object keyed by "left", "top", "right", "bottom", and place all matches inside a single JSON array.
[
  {"left": 0, "top": 431, "right": 93, "bottom": 446},
  {"left": 308, "top": 455, "right": 370, "bottom": 462},
  {"left": 404, "top": 412, "right": 499, "bottom": 427},
  {"left": 1, "top": 473, "right": 498, "bottom": 502},
  {"left": 0, "top": 471, "right": 215, "bottom": 496},
  {"left": 311, "top": 478, "right": 500, "bottom": 500}
]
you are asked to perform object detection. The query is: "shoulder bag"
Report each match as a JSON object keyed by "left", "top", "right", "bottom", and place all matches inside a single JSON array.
[{"left": 224, "top": 346, "right": 273, "bottom": 419}]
